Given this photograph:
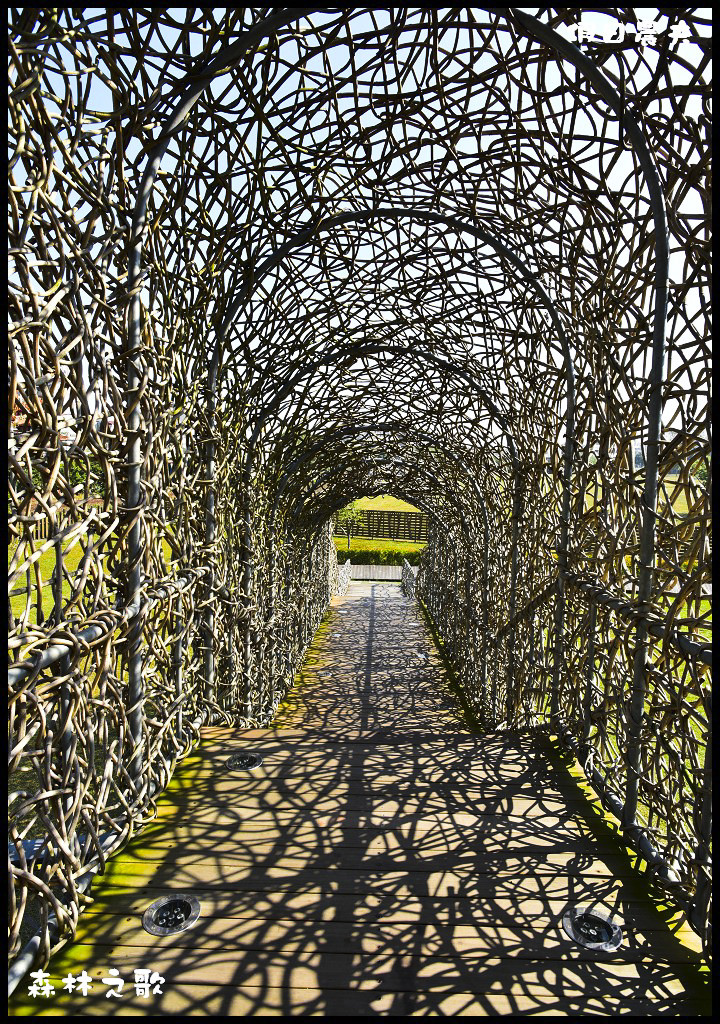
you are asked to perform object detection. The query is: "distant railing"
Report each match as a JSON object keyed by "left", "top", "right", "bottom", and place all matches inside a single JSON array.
[
  {"left": 401, "top": 558, "right": 418, "bottom": 599},
  {"left": 350, "top": 563, "right": 402, "bottom": 581},
  {"left": 337, "top": 557, "right": 352, "bottom": 595}
]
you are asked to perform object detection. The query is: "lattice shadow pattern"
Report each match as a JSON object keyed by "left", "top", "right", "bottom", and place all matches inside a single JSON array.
[{"left": 8, "top": 7, "right": 711, "bottom": 978}]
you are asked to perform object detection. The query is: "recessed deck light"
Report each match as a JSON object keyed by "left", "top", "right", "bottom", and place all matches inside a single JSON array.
[
  {"left": 142, "top": 895, "right": 201, "bottom": 936},
  {"left": 562, "top": 907, "right": 623, "bottom": 952},
  {"left": 226, "top": 751, "right": 263, "bottom": 770}
]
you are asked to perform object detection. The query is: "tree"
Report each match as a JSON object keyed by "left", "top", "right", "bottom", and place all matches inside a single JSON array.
[
  {"left": 335, "top": 500, "right": 365, "bottom": 551},
  {"left": 690, "top": 457, "right": 709, "bottom": 485}
]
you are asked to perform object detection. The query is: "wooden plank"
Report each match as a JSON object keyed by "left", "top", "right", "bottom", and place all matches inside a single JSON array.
[
  {"left": 123, "top": 810, "right": 613, "bottom": 852},
  {"left": 73, "top": 907, "right": 702, "bottom": 957},
  {"left": 94, "top": 860, "right": 672, "bottom": 896},
  {"left": 129, "top": 805, "right": 593, "bottom": 834},
  {"left": 154, "top": 784, "right": 601, "bottom": 817},
  {"left": 143, "top": 808, "right": 610, "bottom": 834},
  {"left": 198, "top": 731, "right": 543, "bottom": 753},
  {"left": 109, "top": 820, "right": 607, "bottom": 855},
  {"left": 158, "top": 777, "right": 604, "bottom": 804},
  {"left": 167, "top": 749, "right": 598, "bottom": 786},
  {"left": 147, "top": 801, "right": 599, "bottom": 831},
  {"left": 194, "top": 739, "right": 581, "bottom": 778},
  {"left": 81, "top": 889, "right": 667, "bottom": 924},
  {"left": 177, "top": 765, "right": 600, "bottom": 788},
  {"left": 14, "top": 940, "right": 710, "bottom": 987}
]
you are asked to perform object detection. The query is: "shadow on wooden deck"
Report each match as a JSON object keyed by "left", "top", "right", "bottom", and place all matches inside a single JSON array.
[{"left": 9, "top": 585, "right": 709, "bottom": 1016}]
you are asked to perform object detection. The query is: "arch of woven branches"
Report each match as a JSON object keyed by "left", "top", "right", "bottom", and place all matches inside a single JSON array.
[{"left": 8, "top": 8, "right": 711, "bottom": 976}]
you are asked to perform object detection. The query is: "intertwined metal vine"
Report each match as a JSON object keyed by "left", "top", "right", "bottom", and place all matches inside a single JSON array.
[{"left": 8, "top": 7, "right": 711, "bottom": 978}]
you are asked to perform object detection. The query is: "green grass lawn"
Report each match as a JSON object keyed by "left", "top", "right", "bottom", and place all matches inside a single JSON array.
[
  {"left": 9, "top": 540, "right": 87, "bottom": 621},
  {"left": 354, "top": 493, "right": 421, "bottom": 512},
  {"left": 8, "top": 537, "right": 176, "bottom": 626},
  {"left": 334, "top": 536, "right": 425, "bottom": 555},
  {"left": 582, "top": 472, "right": 706, "bottom": 519},
  {"left": 659, "top": 597, "right": 711, "bottom": 642}
]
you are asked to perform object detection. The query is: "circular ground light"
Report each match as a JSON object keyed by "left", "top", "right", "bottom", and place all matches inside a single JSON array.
[
  {"left": 142, "top": 894, "right": 201, "bottom": 936},
  {"left": 226, "top": 751, "right": 263, "bottom": 771},
  {"left": 562, "top": 907, "right": 623, "bottom": 952}
]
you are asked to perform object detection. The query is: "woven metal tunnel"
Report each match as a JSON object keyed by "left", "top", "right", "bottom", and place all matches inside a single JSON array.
[{"left": 8, "top": 8, "right": 711, "bottom": 978}]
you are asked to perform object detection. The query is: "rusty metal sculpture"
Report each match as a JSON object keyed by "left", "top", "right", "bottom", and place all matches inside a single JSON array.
[{"left": 8, "top": 8, "right": 711, "bottom": 982}]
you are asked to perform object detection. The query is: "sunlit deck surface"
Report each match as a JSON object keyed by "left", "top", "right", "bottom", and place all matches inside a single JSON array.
[{"left": 11, "top": 584, "right": 708, "bottom": 1016}]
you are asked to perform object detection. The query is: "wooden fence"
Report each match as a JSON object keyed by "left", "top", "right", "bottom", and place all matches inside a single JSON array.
[
  {"left": 14, "top": 498, "right": 106, "bottom": 542},
  {"left": 334, "top": 509, "right": 427, "bottom": 542}
]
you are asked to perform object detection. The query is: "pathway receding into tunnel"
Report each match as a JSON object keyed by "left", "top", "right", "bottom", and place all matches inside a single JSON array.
[
  {"left": 10, "top": 583, "right": 708, "bottom": 1017},
  {"left": 271, "top": 581, "right": 471, "bottom": 737}
]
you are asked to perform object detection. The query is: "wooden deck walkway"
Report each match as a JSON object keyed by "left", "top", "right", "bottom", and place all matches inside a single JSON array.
[{"left": 10, "top": 583, "right": 709, "bottom": 1016}]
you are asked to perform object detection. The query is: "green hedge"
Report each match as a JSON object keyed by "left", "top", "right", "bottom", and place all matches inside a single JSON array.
[{"left": 335, "top": 546, "right": 423, "bottom": 566}]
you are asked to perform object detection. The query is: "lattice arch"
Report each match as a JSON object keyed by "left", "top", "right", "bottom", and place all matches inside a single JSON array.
[{"left": 8, "top": 7, "right": 711, "bottom": 976}]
